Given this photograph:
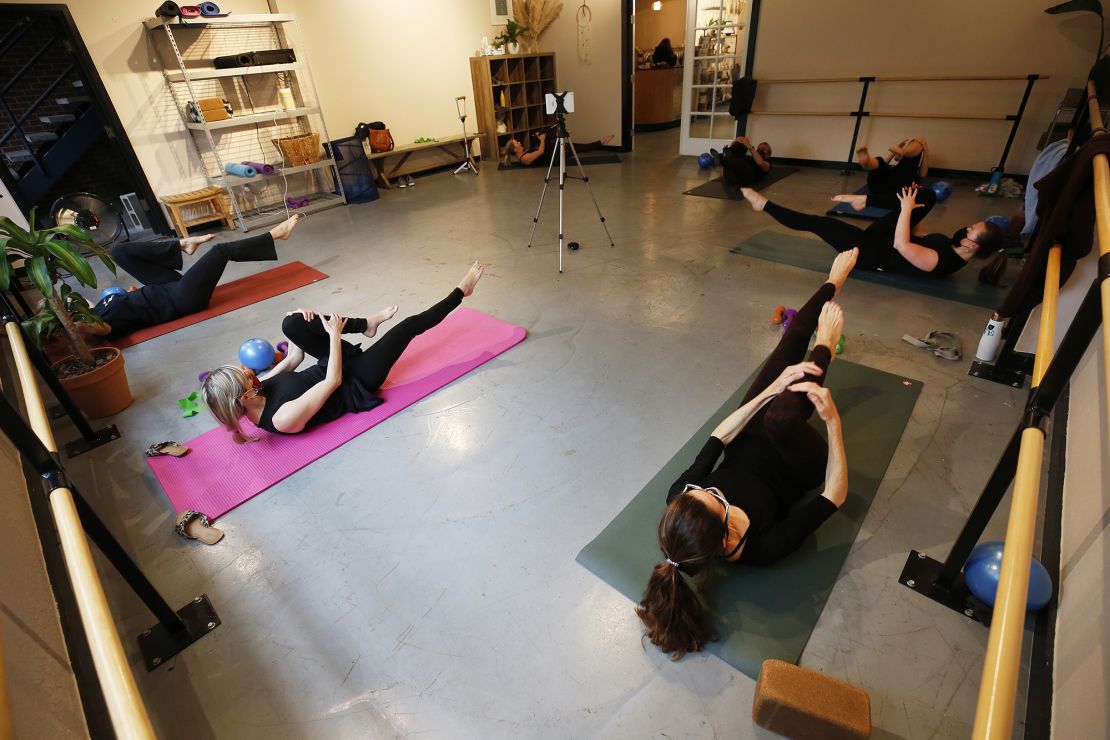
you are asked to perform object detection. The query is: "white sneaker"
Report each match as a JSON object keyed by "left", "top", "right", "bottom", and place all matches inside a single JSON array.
[
  {"left": 397, "top": 177, "right": 408, "bottom": 189},
  {"left": 405, "top": 175, "right": 415, "bottom": 187}
]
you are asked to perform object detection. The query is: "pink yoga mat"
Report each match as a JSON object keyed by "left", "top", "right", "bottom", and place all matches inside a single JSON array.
[{"left": 149, "top": 308, "right": 526, "bottom": 518}]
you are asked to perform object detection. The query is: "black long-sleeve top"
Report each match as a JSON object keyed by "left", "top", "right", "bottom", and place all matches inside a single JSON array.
[{"left": 666, "top": 436, "right": 838, "bottom": 566}]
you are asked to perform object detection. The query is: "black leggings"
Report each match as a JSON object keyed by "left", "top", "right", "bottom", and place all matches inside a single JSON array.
[
  {"left": 280, "top": 288, "right": 464, "bottom": 392},
  {"left": 728, "top": 282, "right": 836, "bottom": 490},
  {"left": 866, "top": 154, "right": 921, "bottom": 194},
  {"left": 109, "top": 233, "right": 277, "bottom": 314},
  {"left": 763, "top": 187, "right": 936, "bottom": 270}
]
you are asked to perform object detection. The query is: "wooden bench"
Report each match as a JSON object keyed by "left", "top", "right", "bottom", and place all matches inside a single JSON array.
[
  {"left": 160, "top": 185, "right": 235, "bottom": 236},
  {"left": 367, "top": 133, "right": 481, "bottom": 188}
]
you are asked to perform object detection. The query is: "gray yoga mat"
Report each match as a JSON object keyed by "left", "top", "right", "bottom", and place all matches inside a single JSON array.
[
  {"left": 575, "top": 359, "right": 922, "bottom": 679},
  {"left": 684, "top": 166, "right": 800, "bottom": 200},
  {"left": 498, "top": 153, "right": 621, "bottom": 171},
  {"left": 729, "top": 230, "right": 1006, "bottom": 309}
]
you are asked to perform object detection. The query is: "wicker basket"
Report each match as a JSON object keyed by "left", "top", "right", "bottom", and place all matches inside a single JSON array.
[{"left": 272, "top": 132, "right": 322, "bottom": 166}]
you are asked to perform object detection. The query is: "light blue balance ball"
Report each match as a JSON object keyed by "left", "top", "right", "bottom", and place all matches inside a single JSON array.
[
  {"left": 238, "top": 338, "right": 275, "bottom": 371},
  {"left": 100, "top": 286, "right": 127, "bottom": 300},
  {"left": 963, "top": 540, "right": 1053, "bottom": 611}
]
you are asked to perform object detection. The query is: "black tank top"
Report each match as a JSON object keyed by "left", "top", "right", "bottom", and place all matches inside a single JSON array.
[{"left": 256, "top": 365, "right": 385, "bottom": 435}]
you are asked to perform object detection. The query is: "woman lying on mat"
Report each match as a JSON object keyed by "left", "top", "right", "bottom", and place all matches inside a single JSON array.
[
  {"left": 637, "top": 250, "right": 856, "bottom": 658},
  {"left": 201, "top": 261, "right": 484, "bottom": 441},
  {"left": 712, "top": 136, "right": 773, "bottom": 187},
  {"left": 502, "top": 130, "right": 615, "bottom": 166},
  {"left": 856, "top": 137, "right": 928, "bottom": 194},
  {"left": 81, "top": 214, "right": 304, "bottom": 340},
  {"left": 742, "top": 184, "right": 1002, "bottom": 278}
]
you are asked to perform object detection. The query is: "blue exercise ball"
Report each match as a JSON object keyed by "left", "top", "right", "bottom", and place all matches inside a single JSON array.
[
  {"left": 986, "top": 215, "right": 1011, "bottom": 231},
  {"left": 963, "top": 540, "right": 1053, "bottom": 611},
  {"left": 931, "top": 181, "right": 952, "bottom": 202},
  {"left": 238, "top": 338, "right": 275, "bottom": 371},
  {"left": 100, "top": 286, "right": 127, "bottom": 300},
  {"left": 697, "top": 152, "right": 714, "bottom": 169}
]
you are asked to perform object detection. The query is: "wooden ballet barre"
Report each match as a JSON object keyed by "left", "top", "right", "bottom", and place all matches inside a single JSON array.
[
  {"left": 3, "top": 324, "right": 156, "bottom": 740},
  {"left": 971, "top": 80, "right": 1103, "bottom": 740},
  {"left": 863, "top": 111, "right": 1012, "bottom": 121},
  {"left": 758, "top": 74, "right": 1047, "bottom": 84},
  {"left": 748, "top": 110, "right": 852, "bottom": 117}
]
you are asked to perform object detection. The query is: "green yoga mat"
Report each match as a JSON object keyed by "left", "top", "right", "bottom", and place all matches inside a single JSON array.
[
  {"left": 575, "top": 360, "right": 922, "bottom": 678},
  {"left": 729, "top": 230, "right": 1006, "bottom": 309},
  {"left": 683, "top": 166, "right": 800, "bottom": 200}
]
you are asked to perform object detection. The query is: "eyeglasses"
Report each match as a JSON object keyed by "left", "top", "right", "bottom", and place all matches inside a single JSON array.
[
  {"left": 242, "top": 374, "right": 263, "bottom": 400},
  {"left": 682, "top": 483, "right": 729, "bottom": 527}
]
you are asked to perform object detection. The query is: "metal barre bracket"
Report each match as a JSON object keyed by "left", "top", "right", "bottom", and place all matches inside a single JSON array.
[
  {"left": 65, "top": 424, "right": 120, "bottom": 458},
  {"left": 137, "top": 594, "right": 221, "bottom": 671}
]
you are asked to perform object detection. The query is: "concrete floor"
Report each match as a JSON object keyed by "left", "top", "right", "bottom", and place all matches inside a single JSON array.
[{"left": 63, "top": 128, "right": 1036, "bottom": 738}]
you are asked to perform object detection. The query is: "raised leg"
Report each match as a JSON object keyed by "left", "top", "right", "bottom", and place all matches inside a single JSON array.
[
  {"left": 281, "top": 313, "right": 369, "bottom": 362},
  {"left": 109, "top": 239, "right": 185, "bottom": 285},
  {"left": 163, "top": 233, "right": 277, "bottom": 314},
  {"left": 761, "top": 201, "right": 866, "bottom": 253}
]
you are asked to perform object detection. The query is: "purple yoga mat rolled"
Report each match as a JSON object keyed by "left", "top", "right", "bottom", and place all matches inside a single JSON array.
[
  {"left": 199, "top": 1, "right": 221, "bottom": 15},
  {"left": 242, "top": 161, "right": 278, "bottom": 174}
]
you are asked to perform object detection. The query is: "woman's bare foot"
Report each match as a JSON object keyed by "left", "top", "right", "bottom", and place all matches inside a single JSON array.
[
  {"left": 815, "top": 301, "right": 845, "bottom": 356},
  {"left": 179, "top": 233, "right": 216, "bottom": 255},
  {"left": 269, "top": 213, "right": 305, "bottom": 241},
  {"left": 831, "top": 193, "right": 868, "bottom": 212},
  {"left": 363, "top": 305, "right": 398, "bottom": 338},
  {"left": 458, "top": 261, "right": 484, "bottom": 297},
  {"left": 740, "top": 187, "right": 767, "bottom": 212},
  {"left": 598, "top": 134, "right": 615, "bottom": 146},
  {"left": 828, "top": 248, "right": 858, "bottom": 293}
]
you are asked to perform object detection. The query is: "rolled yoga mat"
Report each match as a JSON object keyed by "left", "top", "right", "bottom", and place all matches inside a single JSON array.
[
  {"left": 154, "top": 1, "right": 180, "bottom": 18},
  {"left": 225, "top": 162, "right": 257, "bottom": 178},
  {"left": 179, "top": 5, "right": 201, "bottom": 18},
  {"left": 683, "top": 166, "right": 800, "bottom": 200},
  {"left": 575, "top": 359, "right": 922, "bottom": 679},
  {"left": 149, "top": 308, "right": 527, "bottom": 518},
  {"left": 729, "top": 230, "right": 1006, "bottom": 309},
  {"left": 199, "top": 1, "right": 221, "bottom": 15},
  {"left": 242, "top": 161, "right": 278, "bottom": 174}
]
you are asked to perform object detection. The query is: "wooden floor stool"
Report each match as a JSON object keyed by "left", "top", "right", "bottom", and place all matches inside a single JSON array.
[
  {"left": 753, "top": 659, "right": 871, "bottom": 740},
  {"left": 161, "top": 185, "right": 235, "bottom": 236}
]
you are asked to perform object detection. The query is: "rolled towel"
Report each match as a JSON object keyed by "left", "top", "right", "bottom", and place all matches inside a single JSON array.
[
  {"left": 179, "top": 5, "right": 201, "bottom": 18},
  {"left": 242, "top": 161, "right": 278, "bottom": 175},
  {"left": 199, "top": 1, "right": 221, "bottom": 15},
  {"left": 225, "top": 162, "right": 257, "bottom": 178},
  {"left": 155, "top": 1, "right": 180, "bottom": 18}
]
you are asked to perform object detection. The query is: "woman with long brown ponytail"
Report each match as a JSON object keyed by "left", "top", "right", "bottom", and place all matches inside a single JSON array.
[{"left": 637, "top": 249, "right": 857, "bottom": 658}]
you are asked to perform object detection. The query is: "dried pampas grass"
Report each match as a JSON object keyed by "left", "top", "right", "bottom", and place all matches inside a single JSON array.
[{"left": 513, "top": 0, "right": 563, "bottom": 51}]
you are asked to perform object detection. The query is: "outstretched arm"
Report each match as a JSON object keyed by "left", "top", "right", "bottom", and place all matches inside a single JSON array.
[
  {"left": 789, "top": 382, "right": 847, "bottom": 507},
  {"left": 892, "top": 186, "right": 939, "bottom": 272}
]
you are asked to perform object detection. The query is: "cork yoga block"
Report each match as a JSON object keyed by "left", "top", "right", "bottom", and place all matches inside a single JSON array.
[{"left": 752, "top": 659, "right": 871, "bottom": 740}]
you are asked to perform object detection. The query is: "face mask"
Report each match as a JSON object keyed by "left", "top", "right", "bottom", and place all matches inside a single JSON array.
[{"left": 951, "top": 227, "right": 969, "bottom": 247}]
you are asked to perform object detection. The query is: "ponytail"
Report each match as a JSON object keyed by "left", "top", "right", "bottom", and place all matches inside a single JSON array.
[
  {"left": 636, "top": 494, "right": 725, "bottom": 658},
  {"left": 636, "top": 560, "right": 714, "bottom": 659}
]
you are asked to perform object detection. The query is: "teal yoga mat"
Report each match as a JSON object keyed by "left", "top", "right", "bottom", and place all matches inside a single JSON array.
[
  {"left": 729, "top": 230, "right": 1006, "bottom": 309},
  {"left": 575, "top": 360, "right": 922, "bottom": 678}
]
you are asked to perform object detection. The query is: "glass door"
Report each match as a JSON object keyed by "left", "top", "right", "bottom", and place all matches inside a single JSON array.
[{"left": 679, "top": 0, "right": 750, "bottom": 156}]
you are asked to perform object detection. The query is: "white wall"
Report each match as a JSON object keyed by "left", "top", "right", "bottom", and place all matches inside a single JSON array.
[
  {"left": 539, "top": 1, "right": 625, "bottom": 146},
  {"left": 747, "top": 0, "right": 1097, "bottom": 174},
  {"left": 1052, "top": 324, "right": 1110, "bottom": 738}
]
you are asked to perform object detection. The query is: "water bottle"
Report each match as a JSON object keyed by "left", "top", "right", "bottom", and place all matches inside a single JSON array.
[
  {"left": 986, "top": 168, "right": 1003, "bottom": 196},
  {"left": 975, "top": 315, "right": 1005, "bottom": 362}
]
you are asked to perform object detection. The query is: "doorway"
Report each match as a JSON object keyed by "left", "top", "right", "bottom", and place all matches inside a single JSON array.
[
  {"left": 678, "top": 0, "right": 753, "bottom": 156},
  {"left": 632, "top": 0, "right": 685, "bottom": 133},
  {"left": 0, "top": 5, "right": 166, "bottom": 234}
]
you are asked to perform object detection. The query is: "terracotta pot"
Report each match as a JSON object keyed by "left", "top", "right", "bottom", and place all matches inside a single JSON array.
[{"left": 53, "top": 347, "right": 133, "bottom": 418}]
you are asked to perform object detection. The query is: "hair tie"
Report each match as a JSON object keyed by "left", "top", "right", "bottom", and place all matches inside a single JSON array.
[{"left": 665, "top": 557, "right": 680, "bottom": 568}]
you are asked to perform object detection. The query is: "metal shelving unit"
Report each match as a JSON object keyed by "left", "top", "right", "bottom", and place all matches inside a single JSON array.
[{"left": 145, "top": 13, "right": 345, "bottom": 232}]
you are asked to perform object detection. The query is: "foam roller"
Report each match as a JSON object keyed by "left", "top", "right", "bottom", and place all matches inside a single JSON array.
[
  {"left": 242, "top": 161, "right": 278, "bottom": 174},
  {"left": 225, "top": 162, "right": 257, "bottom": 178}
]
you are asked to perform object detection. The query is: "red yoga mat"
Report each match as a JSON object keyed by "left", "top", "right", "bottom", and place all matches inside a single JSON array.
[
  {"left": 110, "top": 261, "right": 327, "bottom": 349},
  {"left": 148, "top": 308, "right": 526, "bottom": 519}
]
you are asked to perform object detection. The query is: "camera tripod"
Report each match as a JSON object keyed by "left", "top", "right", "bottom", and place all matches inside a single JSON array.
[{"left": 526, "top": 110, "right": 614, "bottom": 273}]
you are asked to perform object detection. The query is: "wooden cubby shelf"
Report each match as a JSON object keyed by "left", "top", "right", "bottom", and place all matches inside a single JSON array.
[{"left": 470, "top": 52, "right": 557, "bottom": 162}]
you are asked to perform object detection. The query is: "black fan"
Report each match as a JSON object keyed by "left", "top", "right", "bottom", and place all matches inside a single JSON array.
[{"left": 50, "top": 192, "right": 128, "bottom": 247}]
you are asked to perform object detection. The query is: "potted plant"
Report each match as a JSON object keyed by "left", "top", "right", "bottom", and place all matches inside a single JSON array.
[
  {"left": 495, "top": 19, "right": 529, "bottom": 54},
  {"left": 0, "top": 209, "right": 132, "bottom": 418}
]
